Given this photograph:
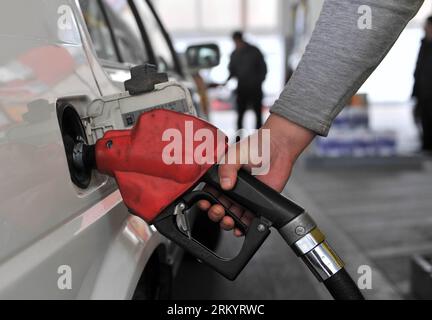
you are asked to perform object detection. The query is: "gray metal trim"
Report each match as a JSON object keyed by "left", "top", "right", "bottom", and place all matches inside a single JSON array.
[
  {"left": 301, "top": 242, "right": 345, "bottom": 282},
  {"left": 278, "top": 212, "right": 316, "bottom": 246},
  {"left": 292, "top": 228, "right": 325, "bottom": 256}
]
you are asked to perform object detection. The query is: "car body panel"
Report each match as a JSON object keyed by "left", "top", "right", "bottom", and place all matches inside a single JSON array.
[
  {"left": 0, "top": 190, "right": 167, "bottom": 299},
  {"left": 0, "top": 0, "right": 173, "bottom": 299}
]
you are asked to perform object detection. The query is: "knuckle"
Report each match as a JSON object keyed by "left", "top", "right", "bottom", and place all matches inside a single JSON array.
[{"left": 209, "top": 205, "right": 224, "bottom": 217}]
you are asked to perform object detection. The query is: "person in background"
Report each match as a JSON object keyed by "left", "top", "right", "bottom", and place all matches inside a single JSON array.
[
  {"left": 413, "top": 16, "right": 432, "bottom": 152},
  {"left": 227, "top": 31, "right": 267, "bottom": 130}
]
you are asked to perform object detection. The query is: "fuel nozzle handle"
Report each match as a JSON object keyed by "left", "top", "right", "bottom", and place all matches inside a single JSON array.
[
  {"left": 204, "top": 165, "right": 364, "bottom": 300},
  {"left": 203, "top": 165, "right": 305, "bottom": 229}
]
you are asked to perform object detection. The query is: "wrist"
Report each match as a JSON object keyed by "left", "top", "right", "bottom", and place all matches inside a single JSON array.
[{"left": 263, "top": 114, "right": 315, "bottom": 162}]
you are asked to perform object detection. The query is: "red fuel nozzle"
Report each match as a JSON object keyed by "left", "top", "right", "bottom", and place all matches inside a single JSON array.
[{"left": 91, "top": 109, "right": 226, "bottom": 223}]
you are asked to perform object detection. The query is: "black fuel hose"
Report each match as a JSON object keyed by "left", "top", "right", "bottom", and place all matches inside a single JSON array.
[{"left": 323, "top": 268, "right": 365, "bottom": 300}]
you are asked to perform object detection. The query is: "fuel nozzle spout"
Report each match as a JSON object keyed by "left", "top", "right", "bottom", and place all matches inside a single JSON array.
[{"left": 72, "top": 141, "right": 96, "bottom": 172}]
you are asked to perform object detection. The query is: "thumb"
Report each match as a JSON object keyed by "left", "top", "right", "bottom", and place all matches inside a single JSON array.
[
  {"left": 218, "top": 143, "right": 243, "bottom": 190},
  {"left": 218, "top": 162, "right": 241, "bottom": 190}
]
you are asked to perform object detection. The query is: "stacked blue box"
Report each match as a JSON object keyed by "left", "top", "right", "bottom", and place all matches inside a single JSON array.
[{"left": 314, "top": 107, "right": 397, "bottom": 158}]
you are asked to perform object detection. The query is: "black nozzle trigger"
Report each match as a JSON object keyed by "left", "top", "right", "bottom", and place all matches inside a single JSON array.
[
  {"left": 153, "top": 163, "right": 306, "bottom": 281},
  {"left": 182, "top": 191, "right": 248, "bottom": 234},
  {"left": 153, "top": 194, "right": 271, "bottom": 281}
]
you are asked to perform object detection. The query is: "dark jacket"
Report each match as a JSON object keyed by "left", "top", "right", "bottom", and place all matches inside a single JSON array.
[
  {"left": 229, "top": 43, "right": 267, "bottom": 91},
  {"left": 413, "top": 39, "right": 432, "bottom": 102}
]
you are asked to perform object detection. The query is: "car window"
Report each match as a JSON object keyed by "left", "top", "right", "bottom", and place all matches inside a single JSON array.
[
  {"left": 79, "top": 0, "right": 119, "bottom": 62},
  {"left": 134, "top": 0, "right": 175, "bottom": 72},
  {"left": 102, "top": 0, "right": 148, "bottom": 65}
]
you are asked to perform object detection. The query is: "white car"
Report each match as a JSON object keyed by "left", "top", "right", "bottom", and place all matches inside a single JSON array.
[{"left": 0, "top": 0, "right": 219, "bottom": 299}]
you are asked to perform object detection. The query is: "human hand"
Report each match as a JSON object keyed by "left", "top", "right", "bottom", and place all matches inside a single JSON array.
[{"left": 198, "top": 114, "right": 315, "bottom": 236}]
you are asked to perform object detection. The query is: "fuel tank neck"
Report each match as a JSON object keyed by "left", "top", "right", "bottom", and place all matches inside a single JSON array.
[
  {"left": 57, "top": 102, "right": 94, "bottom": 189},
  {"left": 72, "top": 142, "right": 96, "bottom": 172}
]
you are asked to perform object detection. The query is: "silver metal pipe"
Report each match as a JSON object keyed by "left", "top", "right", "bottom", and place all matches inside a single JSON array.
[
  {"left": 279, "top": 223, "right": 344, "bottom": 282},
  {"left": 301, "top": 242, "right": 344, "bottom": 281}
]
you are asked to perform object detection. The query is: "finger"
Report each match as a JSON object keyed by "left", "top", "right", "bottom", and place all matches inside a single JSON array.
[
  {"left": 219, "top": 139, "right": 253, "bottom": 190},
  {"left": 198, "top": 185, "right": 221, "bottom": 211},
  {"left": 234, "top": 228, "right": 244, "bottom": 237},
  {"left": 218, "top": 160, "right": 244, "bottom": 190},
  {"left": 219, "top": 144, "right": 243, "bottom": 190},
  {"left": 201, "top": 193, "right": 233, "bottom": 220},
  {"left": 208, "top": 204, "right": 226, "bottom": 222},
  {"left": 220, "top": 216, "right": 235, "bottom": 230},
  {"left": 218, "top": 164, "right": 241, "bottom": 190},
  {"left": 198, "top": 200, "right": 211, "bottom": 211}
]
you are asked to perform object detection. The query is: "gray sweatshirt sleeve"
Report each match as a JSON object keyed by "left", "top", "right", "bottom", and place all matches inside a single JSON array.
[{"left": 271, "top": 0, "right": 424, "bottom": 136}]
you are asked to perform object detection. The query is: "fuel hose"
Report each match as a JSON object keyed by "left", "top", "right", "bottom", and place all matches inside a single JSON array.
[
  {"left": 324, "top": 268, "right": 365, "bottom": 300},
  {"left": 279, "top": 214, "right": 365, "bottom": 300}
]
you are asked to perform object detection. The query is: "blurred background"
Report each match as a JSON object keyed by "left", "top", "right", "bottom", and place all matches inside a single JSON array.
[
  {"left": 148, "top": 0, "right": 432, "bottom": 300},
  {"left": 155, "top": 0, "right": 432, "bottom": 154}
]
